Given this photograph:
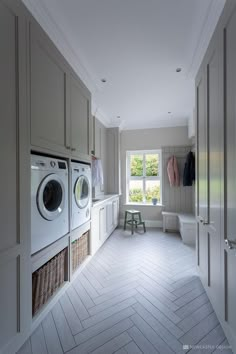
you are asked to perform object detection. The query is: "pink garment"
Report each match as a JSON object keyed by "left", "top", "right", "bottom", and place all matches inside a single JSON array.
[{"left": 167, "top": 156, "right": 180, "bottom": 187}]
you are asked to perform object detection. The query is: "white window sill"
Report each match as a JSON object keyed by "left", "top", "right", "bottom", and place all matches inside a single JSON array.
[{"left": 124, "top": 203, "right": 164, "bottom": 207}]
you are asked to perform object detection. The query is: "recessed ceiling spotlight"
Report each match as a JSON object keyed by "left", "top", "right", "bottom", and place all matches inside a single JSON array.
[
  {"left": 101, "top": 78, "right": 107, "bottom": 83},
  {"left": 117, "top": 116, "right": 121, "bottom": 119},
  {"left": 168, "top": 112, "right": 172, "bottom": 114},
  {"left": 176, "top": 68, "right": 182, "bottom": 73}
]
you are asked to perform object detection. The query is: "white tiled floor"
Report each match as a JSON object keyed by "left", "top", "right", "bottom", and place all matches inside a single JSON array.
[{"left": 18, "top": 228, "right": 232, "bottom": 354}]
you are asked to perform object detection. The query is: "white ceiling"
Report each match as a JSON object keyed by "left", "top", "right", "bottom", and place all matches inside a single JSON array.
[{"left": 23, "top": 0, "right": 225, "bottom": 130}]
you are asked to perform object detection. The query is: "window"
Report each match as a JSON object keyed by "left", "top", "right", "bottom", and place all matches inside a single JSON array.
[{"left": 126, "top": 150, "right": 162, "bottom": 204}]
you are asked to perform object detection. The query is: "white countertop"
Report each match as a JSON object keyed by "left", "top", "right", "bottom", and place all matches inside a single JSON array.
[{"left": 92, "top": 194, "right": 119, "bottom": 207}]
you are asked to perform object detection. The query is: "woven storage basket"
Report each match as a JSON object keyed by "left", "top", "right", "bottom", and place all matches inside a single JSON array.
[
  {"left": 32, "top": 248, "right": 66, "bottom": 316},
  {"left": 72, "top": 231, "right": 89, "bottom": 273}
]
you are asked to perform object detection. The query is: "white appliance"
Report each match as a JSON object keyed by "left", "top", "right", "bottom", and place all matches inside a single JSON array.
[
  {"left": 71, "top": 162, "right": 91, "bottom": 230},
  {"left": 31, "top": 154, "right": 69, "bottom": 254}
]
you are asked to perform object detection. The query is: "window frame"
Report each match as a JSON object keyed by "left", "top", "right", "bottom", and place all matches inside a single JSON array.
[{"left": 126, "top": 150, "right": 162, "bottom": 205}]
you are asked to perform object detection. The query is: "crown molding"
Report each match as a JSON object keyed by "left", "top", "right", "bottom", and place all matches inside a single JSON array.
[
  {"left": 122, "top": 117, "right": 188, "bottom": 131},
  {"left": 187, "top": 0, "right": 226, "bottom": 78}
]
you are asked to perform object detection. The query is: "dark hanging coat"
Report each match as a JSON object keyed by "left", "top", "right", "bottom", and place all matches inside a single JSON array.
[{"left": 183, "top": 151, "right": 195, "bottom": 186}]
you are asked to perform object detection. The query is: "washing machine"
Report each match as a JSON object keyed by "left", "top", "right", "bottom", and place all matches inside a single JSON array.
[
  {"left": 31, "top": 154, "right": 69, "bottom": 254},
  {"left": 71, "top": 162, "right": 91, "bottom": 230}
]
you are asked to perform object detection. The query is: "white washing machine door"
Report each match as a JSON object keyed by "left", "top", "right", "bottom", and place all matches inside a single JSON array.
[
  {"left": 74, "top": 175, "right": 90, "bottom": 209},
  {"left": 37, "top": 173, "right": 65, "bottom": 221}
]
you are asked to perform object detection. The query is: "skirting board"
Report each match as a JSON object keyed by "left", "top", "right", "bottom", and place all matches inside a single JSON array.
[{"left": 119, "top": 219, "right": 163, "bottom": 228}]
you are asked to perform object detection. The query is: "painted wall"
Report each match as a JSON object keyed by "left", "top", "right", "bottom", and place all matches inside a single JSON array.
[{"left": 120, "top": 126, "right": 193, "bottom": 225}]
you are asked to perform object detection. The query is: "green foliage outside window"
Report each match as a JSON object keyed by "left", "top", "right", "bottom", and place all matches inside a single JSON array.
[
  {"left": 130, "top": 154, "right": 158, "bottom": 176},
  {"left": 129, "top": 185, "right": 160, "bottom": 203}
]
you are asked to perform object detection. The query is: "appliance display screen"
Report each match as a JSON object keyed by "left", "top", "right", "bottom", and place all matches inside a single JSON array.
[{"left": 58, "top": 162, "right": 66, "bottom": 169}]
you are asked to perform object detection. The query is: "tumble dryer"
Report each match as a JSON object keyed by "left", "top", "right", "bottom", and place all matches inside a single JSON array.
[
  {"left": 71, "top": 162, "right": 91, "bottom": 230},
  {"left": 31, "top": 154, "right": 69, "bottom": 254}
]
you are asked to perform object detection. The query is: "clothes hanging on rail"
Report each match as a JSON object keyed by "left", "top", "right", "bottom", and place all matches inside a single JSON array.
[
  {"left": 92, "top": 158, "right": 104, "bottom": 187},
  {"left": 167, "top": 156, "right": 180, "bottom": 187},
  {"left": 183, "top": 151, "right": 195, "bottom": 186}
]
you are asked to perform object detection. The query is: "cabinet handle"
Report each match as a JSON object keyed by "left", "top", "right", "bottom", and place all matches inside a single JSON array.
[
  {"left": 225, "top": 239, "right": 236, "bottom": 250},
  {"left": 71, "top": 147, "right": 76, "bottom": 151},
  {"left": 198, "top": 216, "right": 209, "bottom": 225}
]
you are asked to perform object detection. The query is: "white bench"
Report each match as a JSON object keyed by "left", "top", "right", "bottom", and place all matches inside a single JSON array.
[{"left": 162, "top": 211, "right": 196, "bottom": 246}]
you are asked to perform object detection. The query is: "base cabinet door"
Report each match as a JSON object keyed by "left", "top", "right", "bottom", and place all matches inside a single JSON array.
[
  {"left": 99, "top": 206, "right": 106, "bottom": 242},
  {"left": 0, "top": 1, "right": 31, "bottom": 353},
  {"left": 29, "top": 21, "right": 70, "bottom": 154},
  {"left": 106, "top": 202, "right": 113, "bottom": 236},
  {"left": 112, "top": 198, "right": 119, "bottom": 228},
  {"left": 90, "top": 207, "right": 100, "bottom": 255}
]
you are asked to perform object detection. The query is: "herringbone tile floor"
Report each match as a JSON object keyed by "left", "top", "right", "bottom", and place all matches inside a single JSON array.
[{"left": 18, "top": 228, "right": 233, "bottom": 354}]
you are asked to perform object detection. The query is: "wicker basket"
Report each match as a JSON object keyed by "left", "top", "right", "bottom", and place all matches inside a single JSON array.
[
  {"left": 72, "top": 231, "right": 89, "bottom": 273},
  {"left": 32, "top": 248, "right": 66, "bottom": 316}
]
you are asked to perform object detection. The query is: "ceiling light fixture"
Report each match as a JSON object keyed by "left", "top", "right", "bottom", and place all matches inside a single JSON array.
[
  {"left": 168, "top": 112, "right": 171, "bottom": 114},
  {"left": 117, "top": 116, "right": 121, "bottom": 119},
  {"left": 176, "top": 68, "right": 182, "bottom": 73},
  {"left": 101, "top": 78, "right": 107, "bottom": 83}
]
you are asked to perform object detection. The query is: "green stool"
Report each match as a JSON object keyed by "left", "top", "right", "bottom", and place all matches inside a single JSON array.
[{"left": 124, "top": 210, "right": 146, "bottom": 235}]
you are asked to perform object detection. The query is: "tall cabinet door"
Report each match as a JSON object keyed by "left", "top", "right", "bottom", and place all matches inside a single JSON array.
[
  {"left": 0, "top": 1, "right": 31, "bottom": 353},
  {"left": 196, "top": 69, "right": 209, "bottom": 287},
  {"left": 29, "top": 21, "right": 70, "bottom": 154},
  {"left": 205, "top": 35, "right": 222, "bottom": 311},
  {"left": 70, "top": 74, "right": 91, "bottom": 160},
  {"left": 222, "top": 7, "right": 236, "bottom": 349}
]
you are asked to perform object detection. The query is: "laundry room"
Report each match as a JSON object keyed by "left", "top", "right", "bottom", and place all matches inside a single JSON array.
[{"left": 1, "top": 0, "right": 236, "bottom": 353}]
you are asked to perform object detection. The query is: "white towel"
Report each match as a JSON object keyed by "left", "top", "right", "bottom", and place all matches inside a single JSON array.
[{"left": 92, "top": 159, "right": 104, "bottom": 187}]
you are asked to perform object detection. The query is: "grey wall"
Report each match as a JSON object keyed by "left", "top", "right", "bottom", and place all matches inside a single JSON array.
[{"left": 120, "top": 126, "right": 193, "bottom": 224}]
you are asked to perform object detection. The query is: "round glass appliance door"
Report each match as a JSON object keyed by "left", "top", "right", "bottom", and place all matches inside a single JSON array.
[
  {"left": 74, "top": 175, "right": 90, "bottom": 209},
  {"left": 37, "top": 174, "right": 65, "bottom": 221}
]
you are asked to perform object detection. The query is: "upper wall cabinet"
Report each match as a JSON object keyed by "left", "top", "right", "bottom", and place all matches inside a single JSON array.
[
  {"left": 29, "top": 21, "right": 70, "bottom": 154},
  {"left": 29, "top": 21, "right": 91, "bottom": 160},
  {"left": 70, "top": 74, "right": 91, "bottom": 160}
]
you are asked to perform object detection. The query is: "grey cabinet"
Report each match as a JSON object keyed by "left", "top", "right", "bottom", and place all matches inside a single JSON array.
[
  {"left": 29, "top": 21, "right": 91, "bottom": 160},
  {"left": 107, "top": 128, "right": 121, "bottom": 195},
  {"left": 30, "top": 21, "right": 70, "bottom": 154},
  {"left": 196, "top": 1, "right": 236, "bottom": 351},
  {"left": 196, "top": 68, "right": 209, "bottom": 288},
  {"left": 0, "top": 1, "right": 31, "bottom": 353},
  {"left": 70, "top": 74, "right": 91, "bottom": 160},
  {"left": 93, "top": 117, "right": 107, "bottom": 196},
  {"left": 222, "top": 4, "right": 236, "bottom": 349},
  {"left": 94, "top": 117, "right": 102, "bottom": 158}
]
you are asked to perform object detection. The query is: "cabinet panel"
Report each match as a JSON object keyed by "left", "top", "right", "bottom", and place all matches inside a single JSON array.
[
  {"left": 224, "top": 7, "right": 236, "bottom": 347},
  {"left": 112, "top": 198, "right": 119, "bottom": 228},
  {"left": 30, "top": 22, "right": 68, "bottom": 153},
  {"left": 94, "top": 118, "right": 102, "bottom": 158},
  {"left": 207, "top": 41, "right": 221, "bottom": 307},
  {"left": 99, "top": 207, "right": 106, "bottom": 242},
  {"left": 0, "top": 257, "right": 19, "bottom": 349},
  {"left": 70, "top": 75, "right": 90, "bottom": 159},
  {"left": 0, "top": 2, "right": 31, "bottom": 353},
  {"left": 0, "top": 2, "right": 18, "bottom": 251},
  {"left": 196, "top": 73, "right": 208, "bottom": 286},
  {"left": 90, "top": 207, "right": 100, "bottom": 256},
  {"left": 106, "top": 202, "right": 113, "bottom": 236}
]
